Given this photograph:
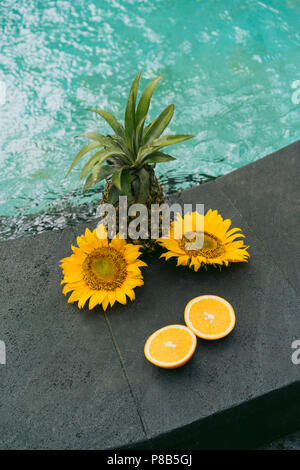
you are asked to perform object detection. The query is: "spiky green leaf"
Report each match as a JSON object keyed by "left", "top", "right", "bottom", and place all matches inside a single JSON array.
[
  {"left": 78, "top": 132, "right": 115, "bottom": 147},
  {"left": 98, "top": 148, "right": 125, "bottom": 165},
  {"left": 106, "top": 184, "right": 121, "bottom": 206},
  {"left": 112, "top": 168, "right": 133, "bottom": 202},
  {"left": 83, "top": 164, "right": 116, "bottom": 192},
  {"left": 112, "top": 168, "right": 123, "bottom": 191},
  {"left": 135, "top": 74, "right": 164, "bottom": 147},
  {"left": 110, "top": 134, "right": 133, "bottom": 160},
  {"left": 143, "top": 104, "right": 174, "bottom": 144},
  {"left": 80, "top": 149, "right": 109, "bottom": 180},
  {"left": 87, "top": 109, "right": 125, "bottom": 138},
  {"left": 66, "top": 141, "right": 102, "bottom": 176},
  {"left": 135, "top": 117, "right": 147, "bottom": 152},
  {"left": 130, "top": 72, "right": 141, "bottom": 110},
  {"left": 136, "top": 74, "right": 164, "bottom": 125},
  {"left": 124, "top": 92, "right": 135, "bottom": 152},
  {"left": 81, "top": 148, "right": 125, "bottom": 181},
  {"left": 142, "top": 151, "right": 176, "bottom": 165},
  {"left": 150, "top": 134, "right": 194, "bottom": 149},
  {"left": 124, "top": 73, "right": 141, "bottom": 153},
  {"left": 137, "top": 134, "right": 194, "bottom": 162}
]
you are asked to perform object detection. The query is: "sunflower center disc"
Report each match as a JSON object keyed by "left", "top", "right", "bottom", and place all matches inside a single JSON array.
[
  {"left": 82, "top": 247, "right": 127, "bottom": 291},
  {"left": 180, "top": 231, "right": 225, "bottom": 258},
  {"left": 94, "top": 258, "right": 116, "bottom": 281}
]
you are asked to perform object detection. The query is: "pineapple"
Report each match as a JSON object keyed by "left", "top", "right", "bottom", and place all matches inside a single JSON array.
[{"left": 67, "top": 72, "right": 194, "bottom": 252}]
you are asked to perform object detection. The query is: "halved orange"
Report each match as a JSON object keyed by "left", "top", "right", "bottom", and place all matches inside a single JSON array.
[
  {"left": 144, "top": 325, "right": 197, "bottom": 369},
  {"left": 184, "top": 295, "right": 235, "bottom": 340}
]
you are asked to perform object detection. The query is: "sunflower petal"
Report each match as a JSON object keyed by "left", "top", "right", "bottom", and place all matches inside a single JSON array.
[
  {"left": 115, "top": 288, "right": 127, "bottom": 305},
  {"left": 176, "top": 255, "right": 190, "bottom": 267},
  {"left": 107, "top": 291, "right": 116, "bottom": 307},
  {"left": 102, "top": 295, "right": 110, "bottom": 312}
]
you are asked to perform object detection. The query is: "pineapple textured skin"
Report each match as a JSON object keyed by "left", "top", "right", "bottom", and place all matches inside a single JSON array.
[{"left": 102, "top": 168, "right": 166, "bottom": 253}]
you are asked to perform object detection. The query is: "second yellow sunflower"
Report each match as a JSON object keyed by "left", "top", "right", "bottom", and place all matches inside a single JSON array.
[{"left": 157, "top": 209, "right": 249, "bottom": 271}]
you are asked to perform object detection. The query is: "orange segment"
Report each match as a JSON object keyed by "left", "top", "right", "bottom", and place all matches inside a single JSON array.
[
  {"left": 184, "top": 295, "right": 235, "bottom": 340},
  {"left": 144, "top": 325, "right": 197, "bottom": 369}
]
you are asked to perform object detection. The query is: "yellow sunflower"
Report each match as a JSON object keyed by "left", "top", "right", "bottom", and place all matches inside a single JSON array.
[
  {"left": 60, "top": 227, "right": 147, "bottom": 311},
  {"left": 157, "top": 209, "right": 249, "bottom": 271}
]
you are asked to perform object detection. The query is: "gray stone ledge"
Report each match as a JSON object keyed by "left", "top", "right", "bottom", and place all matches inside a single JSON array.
[{"left": 0, "top": 141, "right": 299, "bottom": 449}]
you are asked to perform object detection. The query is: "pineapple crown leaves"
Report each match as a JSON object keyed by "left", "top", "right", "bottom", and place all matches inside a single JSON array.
[{"left": 66, "top": 72, "right": 194, "bottom": 201}]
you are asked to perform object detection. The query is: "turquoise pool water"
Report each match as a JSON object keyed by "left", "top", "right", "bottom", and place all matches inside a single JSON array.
[{"left": 1, "top": 0, "right": 300, "bottom": 227}]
